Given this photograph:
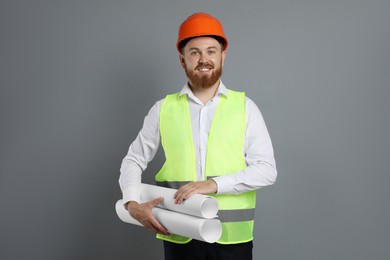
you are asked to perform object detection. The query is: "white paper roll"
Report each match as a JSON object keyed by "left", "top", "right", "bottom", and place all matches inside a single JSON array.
[
  {"left": 115, "top": 200, "right": 222, "bottom": 243},
  {"left": 140, "top": 183, "right": 218, "bottom": 219}
]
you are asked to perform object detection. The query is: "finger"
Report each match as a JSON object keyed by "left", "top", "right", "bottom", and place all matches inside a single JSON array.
[
  {"left": 152, "top": 221, "right": 170, "bottom": 236},
  {"left": 174, "top": 190, "right": 186, "bottom": 204},
  {"left": 148, "top": 197, "right": 164, "bottom": 208},
  {"left": 174, "top": 187, "right": 185, "bottom": 203},
  {"left": 174, "top": 182, "right": 201, "bottom": 204},
  {"left": 146, "top": 222, "right": 163, "bottom": 235},
  {"left": 140, "top": 215, "right": 163, "bottom": 234},
  {"left": 174, "top": 185, "right": 188, "bottom": 199},
  {"left": 149, "top": 216, "right": 170, "bottom": 235},
  {"left": 175, "top": 188, "right": 194, "bottom": 204}
]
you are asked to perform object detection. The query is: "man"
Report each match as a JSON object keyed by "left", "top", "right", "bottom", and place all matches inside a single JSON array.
[{"left": 119, "top": 12, "right": 277, "bottom": 260}]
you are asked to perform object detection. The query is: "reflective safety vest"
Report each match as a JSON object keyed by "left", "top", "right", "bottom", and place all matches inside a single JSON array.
[{"left": 155, "top": 89, "right": 256, "bottom": 244}]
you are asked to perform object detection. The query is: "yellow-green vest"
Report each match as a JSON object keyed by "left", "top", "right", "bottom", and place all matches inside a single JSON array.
[{"left": 155, "top": 89, "right": 256, "bottom": 244}]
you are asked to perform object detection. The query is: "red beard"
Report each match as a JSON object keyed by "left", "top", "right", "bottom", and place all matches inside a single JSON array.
[{"left": 184, "top": 61, "right": 223, "bottom": 89}]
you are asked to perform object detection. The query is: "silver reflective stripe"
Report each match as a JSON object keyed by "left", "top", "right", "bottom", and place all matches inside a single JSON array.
[
  {"left": 157, "top": 181, "right": 255, "bottom": 222},
  {"left": 218, "top": 208, "right": 255, "bottom": 222},
  {"left": 156, "top": 181, "right": 191, "bottom": 189},
  {"left": 158, "top": 177, "right": 221, "bottom": 188}
]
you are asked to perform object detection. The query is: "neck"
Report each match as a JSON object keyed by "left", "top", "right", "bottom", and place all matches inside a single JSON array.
[{"left": 189, "top": 80, "right": 220, "bottom": 105}]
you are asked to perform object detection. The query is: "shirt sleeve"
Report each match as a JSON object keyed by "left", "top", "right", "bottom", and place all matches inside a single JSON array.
[
  {"left": 213, "top": 97, "right": 277, "bottom": 194},
  {"left": 118, "top": 99, "right": 163, "bottom": 204}
]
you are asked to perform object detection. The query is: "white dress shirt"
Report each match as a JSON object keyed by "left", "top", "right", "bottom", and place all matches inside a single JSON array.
[{"left": 119, "top": 82, "right": 277, "bottom": 203}]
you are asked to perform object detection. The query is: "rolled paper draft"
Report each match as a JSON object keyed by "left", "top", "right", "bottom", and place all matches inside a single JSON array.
[
  {"left": 115, "top": 200, "right": 222, "bottom": 243},
  {"left": 140, "top": 183, "right": 218, "bottom": 219}
]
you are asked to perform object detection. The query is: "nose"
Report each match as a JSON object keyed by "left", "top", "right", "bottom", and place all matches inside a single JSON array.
[{"left": 198, "top": 53, "right": 207, "bottom": 64}]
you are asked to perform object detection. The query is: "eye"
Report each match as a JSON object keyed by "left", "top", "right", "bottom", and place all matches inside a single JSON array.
[
  {"left": 190, "top": 51, "right": 200, "bottom": 56},
  {"left": 208, "top": 50, "right": 216, "bottom": 55}
]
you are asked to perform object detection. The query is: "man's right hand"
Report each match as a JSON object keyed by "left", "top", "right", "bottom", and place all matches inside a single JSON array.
[{"left": 127, "top": 197, "right": 170, "bottom": 236}]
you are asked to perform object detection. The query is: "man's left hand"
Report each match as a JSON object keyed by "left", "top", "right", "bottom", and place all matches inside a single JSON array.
[{"left": 174, "top": 179, "right": 217, "bottom": 204}]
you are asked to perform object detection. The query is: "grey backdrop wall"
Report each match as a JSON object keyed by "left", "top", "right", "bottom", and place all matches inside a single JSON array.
[{"left": 1, "top": 1, "right": 389, "bottom": 259}]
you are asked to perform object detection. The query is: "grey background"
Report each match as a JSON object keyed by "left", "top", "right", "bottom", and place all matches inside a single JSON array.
[{"left": 1, "top": 0, "right": 389, "bottom": 259}]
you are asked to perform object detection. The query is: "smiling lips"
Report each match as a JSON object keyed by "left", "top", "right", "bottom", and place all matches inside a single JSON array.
[{"left": 196, "top": 63, "right": 214, "bottom": 72}]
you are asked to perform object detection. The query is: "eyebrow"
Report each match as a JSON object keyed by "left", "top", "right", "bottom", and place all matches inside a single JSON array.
[{"left": 188, "top": 46, "right": 219, "bottom": 51}]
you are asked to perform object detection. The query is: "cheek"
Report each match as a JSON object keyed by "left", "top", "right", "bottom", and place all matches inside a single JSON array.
[
  {"left": 211, "top": 58, "right": 221, "bottom": 67},
  {"left": 184, "top": 60, "right": 197, "bottom": 70}
]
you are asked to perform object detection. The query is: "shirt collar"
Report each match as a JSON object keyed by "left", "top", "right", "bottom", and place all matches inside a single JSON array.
[{"left": 178, "top": 81, "right": 229, "bottom": 99}]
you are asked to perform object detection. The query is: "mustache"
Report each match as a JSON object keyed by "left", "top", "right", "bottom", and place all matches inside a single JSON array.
[{"left": 195, "top": 62, "right": 214, "bottom": 70}]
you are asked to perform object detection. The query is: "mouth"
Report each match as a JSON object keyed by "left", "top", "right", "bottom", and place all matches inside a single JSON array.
[{"left": 196, "top": 64, "right": 214, "bottom": 72}]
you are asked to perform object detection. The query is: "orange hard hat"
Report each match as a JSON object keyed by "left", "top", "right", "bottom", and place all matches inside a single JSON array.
[{"left": 176, "top": 12, "right": 228, "bottom": 52}]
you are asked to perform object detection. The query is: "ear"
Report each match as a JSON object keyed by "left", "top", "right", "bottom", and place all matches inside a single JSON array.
[
  {"left": 179, "top": 54, "right": 186, "bottom": 68},
  {"left": 221, "top": 50, "right": 227, "bottom": 67}
]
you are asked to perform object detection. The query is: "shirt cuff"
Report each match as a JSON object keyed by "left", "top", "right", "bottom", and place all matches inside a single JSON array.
[
  {"left": 122, "top": 185, "right": 141, "bottom": 208},
  {"left": 212, "top": 176, "right": 234, "bottom": 194}
]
